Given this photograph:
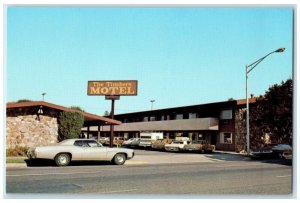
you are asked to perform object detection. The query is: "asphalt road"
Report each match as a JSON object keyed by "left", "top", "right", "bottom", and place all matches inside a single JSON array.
[{"left": 5, "top": 152, "right": 292, "bottom": 197}]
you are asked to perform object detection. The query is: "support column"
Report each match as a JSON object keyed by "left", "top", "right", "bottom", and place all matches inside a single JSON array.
[
  {"left": 109, "top": 99, "right": 115, "bottom": 148},
  {"left": 98, "top": 125, "right": 101, "bottom": 142}
]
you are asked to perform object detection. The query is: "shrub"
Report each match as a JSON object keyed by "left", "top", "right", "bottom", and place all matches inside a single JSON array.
[
  {"left": 6, "top": 146, "right": 29, "bottom": 157},
  {"left": 58, "top": 110, "right": 84, "bottom": 141}
]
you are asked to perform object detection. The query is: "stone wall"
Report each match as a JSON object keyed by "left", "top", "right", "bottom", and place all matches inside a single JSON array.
[
  {"left": 6, "top": 114, "right": 59, "bottom": 149},
  {"left": 235, "top": 108, "right": 246, "bottom": 153}
]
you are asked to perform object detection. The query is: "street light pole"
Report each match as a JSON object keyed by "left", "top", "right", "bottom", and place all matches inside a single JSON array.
[
  {"left": 245, "top": 48, "right": 285, "bottom": 155},
  {"left": 150, "top": 100, "right": 155, "bottom": 110},
  {"left": 246, "top": 64, "right": 250, "bottom": 155},
  {"left": 42, "top": 93, "right": 46, "bottom": 101}
]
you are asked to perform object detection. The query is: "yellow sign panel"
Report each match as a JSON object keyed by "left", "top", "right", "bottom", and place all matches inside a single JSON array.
[{"left": 87, "top": 80, "right": 138, "bottom": 96}]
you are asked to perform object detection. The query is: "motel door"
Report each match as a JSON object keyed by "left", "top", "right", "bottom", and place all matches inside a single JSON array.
[{"left": 211, "top": 133, "right": 217, "bottom": 145}]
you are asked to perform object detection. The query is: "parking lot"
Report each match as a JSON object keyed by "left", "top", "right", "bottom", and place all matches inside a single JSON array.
[{"left": 124, "top": 148, "right": 250, "bottom": 165}]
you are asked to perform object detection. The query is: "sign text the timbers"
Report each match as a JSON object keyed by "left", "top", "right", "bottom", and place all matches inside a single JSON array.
[{"left": 87, "top": 80, "right": 138, "bottom": 96}]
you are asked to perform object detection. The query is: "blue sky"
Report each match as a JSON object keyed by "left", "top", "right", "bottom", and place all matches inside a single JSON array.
[{"left": 5, "top": 6, "right": 293, "bottom": 115}]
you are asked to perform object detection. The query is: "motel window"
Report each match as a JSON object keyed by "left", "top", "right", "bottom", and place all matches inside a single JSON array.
[
  {"left": 166, "top": 115, "right": 170, "bottom": 120},
  {"left": 124, "top": 133, "right": 129, "bottom": 140},
  {"left": 150, "top": 116, "right": 156, "bottom": 121},
  {"left": 176, "top": 114, "right": 184, "bottom": 120},
  {"left": 189, "top": 113, "right": 197, "bottom": 119},
  {"left": 220, "top": 109, "right": 232, "bottom": 120},
  {"left": 175, "top": 132, "right": 183, "bottom": 137},
  {"left": 220, "top": 132, "right": 232, "bottom": 144},
  {"left": 143, "top": 117, "right": 149, "bottom": 122}
]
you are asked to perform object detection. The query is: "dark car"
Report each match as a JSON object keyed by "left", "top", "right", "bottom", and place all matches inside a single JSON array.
[{"left": 250, "top": 144, "right": 292, "bottom": 160}]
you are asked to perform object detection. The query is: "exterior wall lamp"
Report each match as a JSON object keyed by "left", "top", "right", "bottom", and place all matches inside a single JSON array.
[{"left": 37, "top": 106, "right": 44, "bottom": 120}]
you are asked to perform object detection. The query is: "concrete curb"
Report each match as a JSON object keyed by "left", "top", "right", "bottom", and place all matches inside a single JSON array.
[
  {"left": 214, "top": 150, "right": 248, "bottom": 156},
  {"left": 6, "top": 163, "right": 27, "bottom": 168}
]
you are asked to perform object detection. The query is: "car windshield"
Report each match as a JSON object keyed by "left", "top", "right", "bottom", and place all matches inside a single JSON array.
[
  {"left": 273, "top": 144, "right": 292, "bottom": 150},
  {"left": 141, "top": 136, "right": 151, "bottom": 139},
  {"left": 172, "top": 141, "right": 183, "bottom": 144},
  {"left": 192, "top": 141, "right": 204, "bottom": 144}
]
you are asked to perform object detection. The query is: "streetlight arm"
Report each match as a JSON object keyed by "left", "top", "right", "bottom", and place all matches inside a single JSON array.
[
  {"left": 247, "top": 48, "right": 285, "bottom": 74},
  {"left": 247, "top": 51, "right": 275, "bottom": 74}
]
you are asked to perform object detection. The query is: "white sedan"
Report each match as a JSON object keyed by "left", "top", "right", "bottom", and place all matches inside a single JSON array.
[
  {"left": 164, "top": 140, "right": 191, "bottom": 152},
  {"left": 26, "top": 139, "right": 135, "bottom": 166}
]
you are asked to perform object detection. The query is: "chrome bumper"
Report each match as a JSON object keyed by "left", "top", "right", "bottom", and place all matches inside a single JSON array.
[{"left": 26, "top": 150, "right": 36, "bottom": 159}]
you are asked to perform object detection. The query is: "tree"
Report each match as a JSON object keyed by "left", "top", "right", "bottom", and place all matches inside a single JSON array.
[
  {"left": 58, "top": 110, "right": 84, "bottom": 141},
  {"left": 17, "top": 99, "right": 32, "bottom": 103},
  {"left": 70, "top": 106, "right": 85, "bottom": 112},
  {"left": 249, "top": 79, "right": 292, "bottom": 149},
  {"left": 103, "top": 110, "right": 111, "bottom": 116}
]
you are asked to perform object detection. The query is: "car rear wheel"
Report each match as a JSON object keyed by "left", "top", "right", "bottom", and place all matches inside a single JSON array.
[
  {"left": 55, "top": 153, "right": 71, "bottom": 167},
  {"left": 113, "top": 153, "right": 126, "bottom": 165}
]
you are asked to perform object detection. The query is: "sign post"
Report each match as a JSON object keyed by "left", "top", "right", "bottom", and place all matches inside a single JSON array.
[
  {"left": 105, "top": 95, "right": 120, "bottom": 148},
  {"left": 88, "top": 80, "right": 137, "bottom": 148}
]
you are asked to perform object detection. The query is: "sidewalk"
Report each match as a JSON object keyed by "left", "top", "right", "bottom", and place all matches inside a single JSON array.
[
  {"left": 6, "top": 163, "right": 27, "bottom": 168},
  {"left": 126, "top": 150, "right": 248, "bottom": 165}
]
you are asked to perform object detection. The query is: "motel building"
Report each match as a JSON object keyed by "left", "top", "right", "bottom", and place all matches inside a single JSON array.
[
  {"left": 84, "top": 98, "right": 256, "bottom": 152},
  {"left": 6, "top": 101, "right": 121, "bottom": 149}
]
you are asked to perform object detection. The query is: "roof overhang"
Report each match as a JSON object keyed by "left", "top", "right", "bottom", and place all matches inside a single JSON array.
[
  {"left": 87, "top": 117, "right": 219, "bottom": 132},
  {"left": 6, "top": 101, "right": 121, "bottom": 126}
]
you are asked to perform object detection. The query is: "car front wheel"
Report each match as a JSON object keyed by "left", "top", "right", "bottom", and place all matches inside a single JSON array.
[
  {"left": 55, "top": 153, "right": 71, "bottom": 167},
  {"left": 113, "top": 153, "right": 126, "bottom": 165}
]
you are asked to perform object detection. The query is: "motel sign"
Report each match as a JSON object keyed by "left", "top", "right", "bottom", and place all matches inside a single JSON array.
[{"left": 87, "top": 80, "right": 138, "bottom": 96}]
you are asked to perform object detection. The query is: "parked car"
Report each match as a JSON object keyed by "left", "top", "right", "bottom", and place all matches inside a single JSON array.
[
  {"left": 183, "top": 140, "right": 215, "bottom": 153},
  {"left": 26, "top": 139, "right": 135, "bottom": 166},
  {"left": 165, "top": 140, "right": 191, "bottom": 152},
  {"left": 152, "top": 139, "right": 173, "bottom": 150},
  {"left": 250, "top": 144, "right": 292, "bottom": 160},
  {"left": 99, "top": 137, "right": 109, "bottom": 145},
  {"left": 113, "top": 137, "right": 124, "bottom": 146},
  {"left": 139, "top": 132, "right": 163, "bottom": 148},
  {"left": 103, "top": 137, "right": 125, "bottom": 146},
  {"left": 122, "top": 138, "right": 140, "bottom": 148}
]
